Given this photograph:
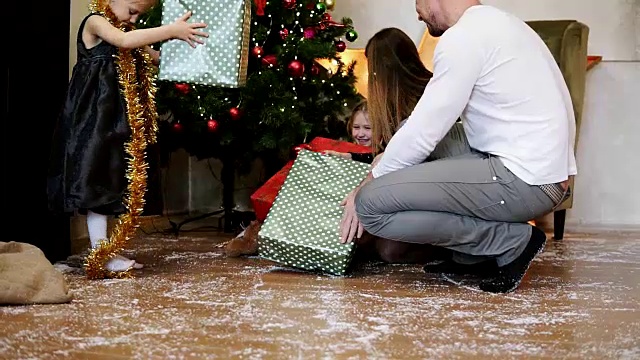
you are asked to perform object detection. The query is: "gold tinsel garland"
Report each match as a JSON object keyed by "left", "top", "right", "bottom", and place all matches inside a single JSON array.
[{"left": 84, "top": 0, "right": 158, "bottom": 279}]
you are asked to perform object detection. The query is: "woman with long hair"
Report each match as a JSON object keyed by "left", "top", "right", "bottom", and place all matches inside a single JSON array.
[
  {"left": 353, "top": 27, "right": 469, "bottom": 264},
  {"left": 366, "top": 27, "right": 434, "bottom": 154}
]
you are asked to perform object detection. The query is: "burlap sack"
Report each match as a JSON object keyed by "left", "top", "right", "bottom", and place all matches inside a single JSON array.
[{"left": 0, "top": 242, "right": 73, "bottom": 305}]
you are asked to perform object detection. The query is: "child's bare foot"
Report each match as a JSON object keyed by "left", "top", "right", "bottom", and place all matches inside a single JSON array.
[
  {"left": 113, "top": 255, "right": 144, "bottom": 269},
  {"left": 105, "top": 255, "right": 135, "bottom": 272}
]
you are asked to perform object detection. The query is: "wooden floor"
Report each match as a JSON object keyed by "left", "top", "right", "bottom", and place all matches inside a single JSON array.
[{"left": 2, "top": 220, "right": 639, "bottom": 359}]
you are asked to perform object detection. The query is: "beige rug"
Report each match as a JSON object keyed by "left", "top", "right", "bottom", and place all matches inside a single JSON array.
[{"left": 0, "top": 241, "right": 73, "bottom": 305}]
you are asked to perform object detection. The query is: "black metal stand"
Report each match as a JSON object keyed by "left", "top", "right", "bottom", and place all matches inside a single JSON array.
[
  {"left": 168, "top": 208, "right": 225, "bottom": 234},
  {"left": 168, "top": 154, "right": 240, "bottom": 235}
]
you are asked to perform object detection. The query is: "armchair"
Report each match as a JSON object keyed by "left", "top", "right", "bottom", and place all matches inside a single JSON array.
[{"left": 525, "top": 20, "right": 589, "bottom": 240}]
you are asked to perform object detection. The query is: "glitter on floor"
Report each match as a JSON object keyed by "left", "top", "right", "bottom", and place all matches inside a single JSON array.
[{"left": 1, "top": 229, "right": 639, "bottom": 359}]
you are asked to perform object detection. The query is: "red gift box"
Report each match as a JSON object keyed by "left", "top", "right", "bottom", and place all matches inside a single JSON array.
[
  {"left": 250, "top": 159, "right": 294, "bottom": 223},
  {"left": 250, "top": 137, "right": 372, "bottom": 222}
]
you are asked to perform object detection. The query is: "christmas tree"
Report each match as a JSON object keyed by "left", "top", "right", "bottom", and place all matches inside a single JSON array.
[{"left": 140, "top": 0, "right": 362, "bottom": 174}]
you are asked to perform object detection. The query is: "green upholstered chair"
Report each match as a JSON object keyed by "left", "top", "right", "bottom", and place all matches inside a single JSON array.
[{"left": 526, "top": 20, "right": 589, "bottom": 240}]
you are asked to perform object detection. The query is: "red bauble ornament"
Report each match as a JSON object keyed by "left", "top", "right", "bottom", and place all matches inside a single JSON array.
[
  {"left": 251, "top": 45, "right": 264, "bottom": 58},
  {"left": 310, "top": 63, "right": 320, "bottom": 76},
  {"left": 335, "top": 40, "right": 347, "bottom": 52},
  {"left": 322, "top": 13, "right": 332, "bottom": 22},
  {"left": 229, "top": 107, "right": 242, "bottom": 121},
  {"left": 287, "top": 60, "right": 305, "bottom": 77},
  {"left": 283, "top": 0, "right": 296, "bottom": 10},
  {"left": 279, "top": 28, "right": 289, "bottom": 40},
  {"left": 261, "top": 54, "right": 278, "bottom": 67},
  {"left": 175, "top": 83, "right": 190, "bottom": 94},
  {"left": 172, "top": 122, "right": 183, "bottom": 132},
  {"left": 303, "top": 27, "right": 316, "bottom": 39},
  {"left": 207, "top": 119, "right": 219, "bottom": 132},
  {"left": 254, "top": 0, "right": 267, "bottom": 16}
]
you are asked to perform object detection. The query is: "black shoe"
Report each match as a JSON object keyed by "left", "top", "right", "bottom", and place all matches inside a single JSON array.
[
  {"left": 479, "top": 226, "right": 547, "bottom": 294},
  {"left": 423, "top": 259, "right": 499, "bottom": 278}
]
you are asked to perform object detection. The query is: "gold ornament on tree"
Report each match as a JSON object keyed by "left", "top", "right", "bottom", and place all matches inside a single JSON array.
[
  {"left": 323, "top": 0, "right": 336, "bottom": 11},
  {"left": 84, "top": 0, "right": 158, "bottom": 280}
]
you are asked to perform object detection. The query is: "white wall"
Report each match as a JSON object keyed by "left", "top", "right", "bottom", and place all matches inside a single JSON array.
[
  {"left": 572, "top": 62, "right": 640, "bottom": 227},
  {"left": 482, "top": 0, "right": 639, "bottom": 60},
  {"left": 332, "top": 0, "right": 426, "bottom": 49},
  {"left": 333, "top": 0, "right": 640, "bottom": 58},
  {"left": 332, "top": 0, "right": 640, "bottom": 229}
]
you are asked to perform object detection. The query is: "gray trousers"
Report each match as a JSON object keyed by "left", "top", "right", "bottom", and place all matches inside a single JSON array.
[{"left": 354, "top": 123, "right": 556, "bottom": 266}]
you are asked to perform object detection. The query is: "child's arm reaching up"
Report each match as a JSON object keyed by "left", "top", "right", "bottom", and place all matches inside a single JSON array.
[{"left": 85, "top": 11, "right": 208, "bottom": 50}]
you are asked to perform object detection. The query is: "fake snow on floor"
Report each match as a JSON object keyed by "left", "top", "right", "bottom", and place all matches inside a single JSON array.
[{"left": 2, "top": 233, "right": 639, "bottom": 359}]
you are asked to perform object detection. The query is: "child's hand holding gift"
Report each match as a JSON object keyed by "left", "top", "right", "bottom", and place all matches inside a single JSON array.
[{"left": 323, "top": 150, "right": 352, "bottom": 159}]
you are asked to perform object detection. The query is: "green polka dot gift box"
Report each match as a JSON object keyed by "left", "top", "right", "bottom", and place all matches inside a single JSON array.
[
  {"left": 258, "top": 149, "right": 371, "bottom": 276},
  {"left": 158, "top": 0, "right": 251, "bottom": 87}
]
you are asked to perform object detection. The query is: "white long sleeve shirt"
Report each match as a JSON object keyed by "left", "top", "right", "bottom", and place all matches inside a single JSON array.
[{"left": 372, "top": 5, "right": 577, "bottom": 185}]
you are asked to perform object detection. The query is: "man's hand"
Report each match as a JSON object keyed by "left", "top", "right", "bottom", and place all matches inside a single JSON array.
[
  {"left": 339, "top": 171, "right": 374, "bottom": 244},
  {"left": 371, "top": 152, "right": 384, "bottom": 167},
  {"left": 339, "top": 188, "right": 363, "bottom": 244}
]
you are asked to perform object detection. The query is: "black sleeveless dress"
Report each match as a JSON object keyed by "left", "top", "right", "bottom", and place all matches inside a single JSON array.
[{"left": 47, "top": 13, "right": 130, "bottom": 215}]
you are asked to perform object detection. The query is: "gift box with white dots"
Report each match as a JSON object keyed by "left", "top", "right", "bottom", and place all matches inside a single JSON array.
[
  {"left": 258, "top": 149, "right": 371, "bottom": 276},
  {"left": 158, "top": 0, "right": 251, "bottom": 87}
]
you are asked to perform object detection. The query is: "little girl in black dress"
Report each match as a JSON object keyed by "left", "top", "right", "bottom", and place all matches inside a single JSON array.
[{"left": 47, "top": 0, "right": 208, "bottom": 272}]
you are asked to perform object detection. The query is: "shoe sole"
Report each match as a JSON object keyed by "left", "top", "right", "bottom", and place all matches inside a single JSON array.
[
  {"left": 424, "top": 262, "right": 500, "bottom": 278},
  {"left": 491, "top": 237, "right": 547, "bottom": 294}
]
